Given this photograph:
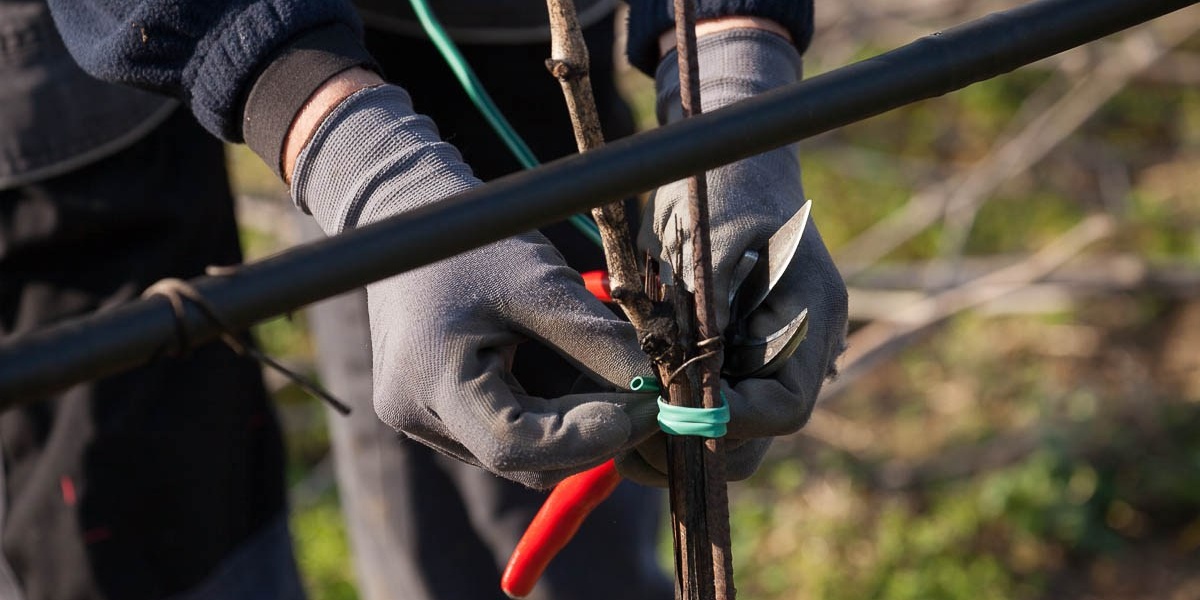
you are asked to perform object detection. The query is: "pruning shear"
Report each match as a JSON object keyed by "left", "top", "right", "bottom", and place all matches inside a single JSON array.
[{"left": 500, "top": 201, "right": 814, "bottom": 598}]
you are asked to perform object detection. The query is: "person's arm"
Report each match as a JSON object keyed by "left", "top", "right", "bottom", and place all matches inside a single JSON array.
[
  {"left": 44, "top": 0, "right": 376, "bottom": 176},
  {"left": 47, "top": 0, "right": 660, "bottom": 489},
  {"left": 280, "top": 67, "right": 383, "bottom": 183}
]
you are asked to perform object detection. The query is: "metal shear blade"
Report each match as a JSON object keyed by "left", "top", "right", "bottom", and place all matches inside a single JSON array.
[{"left": 723, "top": 199, "right": 813, "bottom": 379}]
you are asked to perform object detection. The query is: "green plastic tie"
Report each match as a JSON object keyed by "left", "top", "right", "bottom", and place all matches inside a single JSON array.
[
  {"left": 408, "top": 0, "right": 602, "bottom": 247},
  {"left": 656, "top": 396, "right": 730, "bottom": 438},
  {"left": 631, "top": 377, "right": 728, "bottom": 437}
]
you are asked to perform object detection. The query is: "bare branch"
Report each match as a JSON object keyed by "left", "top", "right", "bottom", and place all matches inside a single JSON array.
[
  {"left": 666, "top": 0, "right": 734, "bottom": 597},
  {"left": 834, "top": 16, "right": 1198, "bottom": 278},
  {"left": 823, "top": 214, "right": 1115, "bottom": 402},
  {"left": 846, "top": 254, "right": 1200, "bottom": 322},
  {"left": 543, "top": 0, "right": 670, "bottom": 356}
]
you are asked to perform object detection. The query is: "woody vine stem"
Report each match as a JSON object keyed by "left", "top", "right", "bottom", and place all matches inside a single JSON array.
[
  {"left": 670, "top": 0, "right": 735, "bottom": 597},
  {"left": 542, "top": 1, "right": 735, "bottom": 598}
]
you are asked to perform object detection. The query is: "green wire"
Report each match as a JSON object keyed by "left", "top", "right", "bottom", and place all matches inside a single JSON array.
[
  {"left": 408, "top": 0, "right": 603, "bottom": 247},
  {"left": 629, "top": 376, "right": 661, "bottom": 393}
]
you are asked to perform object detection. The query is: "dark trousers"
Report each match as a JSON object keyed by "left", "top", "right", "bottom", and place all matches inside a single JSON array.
[
  {"left": 0, "top": 110, "right": 300, "bottom": 600},
  {"left": 303, "top": 15, "right": 672, "bottom": 600}
]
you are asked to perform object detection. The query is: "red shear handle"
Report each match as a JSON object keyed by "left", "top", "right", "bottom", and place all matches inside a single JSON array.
[
  {"left": 500, "top": 459, "right": 622, "bottom": 598},
  {"left": 581, "top": 270, "right": 612, "bottom": 303}
]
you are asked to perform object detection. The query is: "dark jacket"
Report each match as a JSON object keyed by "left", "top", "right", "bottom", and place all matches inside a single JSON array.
[{"left": 0, "top": 0, "right": 175, "bottom": 188}]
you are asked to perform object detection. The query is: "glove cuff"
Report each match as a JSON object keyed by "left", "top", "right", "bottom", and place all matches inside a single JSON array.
[
  {"left": 626, "top": 0, "right": 814, "bottom": 77},
  {"left": 655, "top": 28, "right": 801, "bottom": 124},
  {"left": 290, "top": 83, "right": 480, "bottom": 235}
]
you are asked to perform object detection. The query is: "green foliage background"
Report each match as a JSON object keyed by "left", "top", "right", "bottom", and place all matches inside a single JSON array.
[{"left": 233, "top": 6, "right": 1200, "bottom": 599}]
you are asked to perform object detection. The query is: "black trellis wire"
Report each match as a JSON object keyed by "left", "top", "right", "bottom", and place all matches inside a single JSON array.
[{"left": 0, "top": 0, "right": 1195, "bottom": 404}]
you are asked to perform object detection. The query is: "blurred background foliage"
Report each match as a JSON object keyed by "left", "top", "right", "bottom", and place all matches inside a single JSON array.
[{"left": 228, "top": 1, "right": 1200, "bottom": 598}]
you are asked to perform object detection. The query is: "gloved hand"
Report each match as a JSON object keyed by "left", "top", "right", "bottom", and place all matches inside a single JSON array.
[
  {"left": 291, "top": 84, "right": 660, "bottom": 489},
  {"left": 619, "top": 28, "right": 848, "bottom": 486}
]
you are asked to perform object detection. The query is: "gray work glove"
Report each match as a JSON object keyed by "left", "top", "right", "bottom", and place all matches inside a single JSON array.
[
  {"left": 619, "top": 29, "right": 849, "bottom": 486},
  {"left": 291, "top": 85, "right": 659, "bottom": 489}
]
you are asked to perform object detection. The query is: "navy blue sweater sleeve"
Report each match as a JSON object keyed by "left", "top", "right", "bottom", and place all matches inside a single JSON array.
[
  {"left": 45, "top": 0, "right": 374, "bottom": 168},
  {"left": 626, "top": 0, "right": 814, "bottom": 74}
]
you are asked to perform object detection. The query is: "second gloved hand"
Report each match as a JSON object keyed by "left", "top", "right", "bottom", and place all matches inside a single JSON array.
[
  {"left": 621, "top": 28, "right": 849, "bottom": 486},
  {"left": 291, "top": 84, "right": 659, "bottom": 489}
]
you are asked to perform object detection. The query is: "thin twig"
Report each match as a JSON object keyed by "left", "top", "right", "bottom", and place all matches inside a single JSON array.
[
  {"left": 543, "top": 0, "right": 673, "bottom": 359},
  {"left": 846, "top": 254, "right": 1200, "bottom": 322}
]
